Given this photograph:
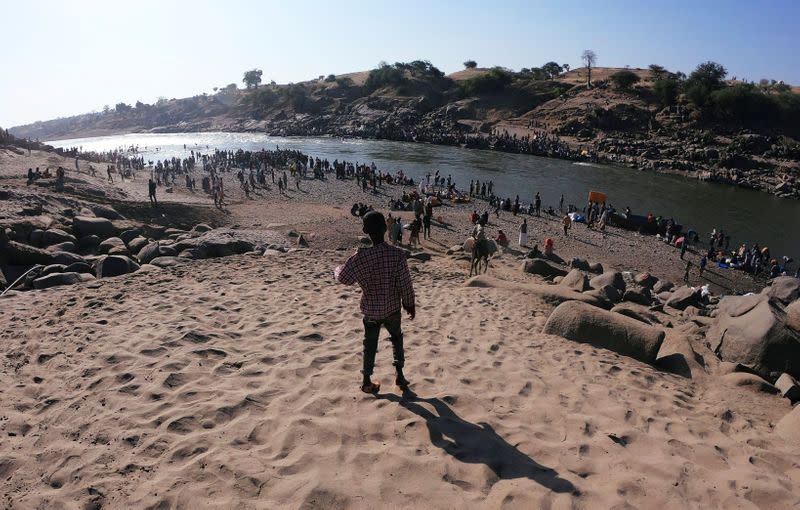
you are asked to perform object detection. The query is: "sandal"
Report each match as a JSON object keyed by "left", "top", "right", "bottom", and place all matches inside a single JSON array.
[{"left": 360, "top": 381, "right": 381, "bottom": 393}]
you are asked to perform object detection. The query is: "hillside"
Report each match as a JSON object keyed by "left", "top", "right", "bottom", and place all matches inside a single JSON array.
[{"left": 9, "top": 62, "right": 800, "bottom": 198}]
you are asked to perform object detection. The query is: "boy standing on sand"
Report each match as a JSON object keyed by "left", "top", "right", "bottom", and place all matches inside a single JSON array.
[{"left": 335, "top": 211, "right": 416, "bottom": 393}]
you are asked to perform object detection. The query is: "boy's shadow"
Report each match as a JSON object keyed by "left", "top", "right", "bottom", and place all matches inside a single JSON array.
[{"left": 375, "top": 389, "right": 577, "bottom": 494}]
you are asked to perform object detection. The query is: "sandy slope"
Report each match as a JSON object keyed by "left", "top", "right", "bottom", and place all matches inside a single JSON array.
[{"left": 1, "top": 249, "right": 798, "bottom": 509}]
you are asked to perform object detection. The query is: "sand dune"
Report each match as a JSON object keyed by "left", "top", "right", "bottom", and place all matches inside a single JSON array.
[{"left": 2, "top": 249, "right": 798, "bottom": 509}]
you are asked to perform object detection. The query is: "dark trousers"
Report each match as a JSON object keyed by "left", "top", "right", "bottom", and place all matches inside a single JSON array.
[{"left": 362, "top": 311, "right": 404, "bottom": 376}]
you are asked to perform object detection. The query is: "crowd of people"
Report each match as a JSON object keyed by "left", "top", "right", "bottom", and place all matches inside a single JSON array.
[{"left": 22, "top": 138, "right": 798, "bottom": 286}]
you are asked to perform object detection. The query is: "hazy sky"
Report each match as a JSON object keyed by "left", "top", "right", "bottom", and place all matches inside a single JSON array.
[{"left": 2, "top": 0, "right": 797, "bottom": 127}]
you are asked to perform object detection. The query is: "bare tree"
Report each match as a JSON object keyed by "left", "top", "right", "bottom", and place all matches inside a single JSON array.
[{"left": 581, "top": 50, "right": 597, "bottom": 87}]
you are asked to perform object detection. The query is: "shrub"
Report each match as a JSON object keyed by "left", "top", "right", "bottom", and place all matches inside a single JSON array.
[
  {"left": 463, "top": 60, "right": 477, "bottom": 69},
  {"left": 685, "top": 61, "right": 726, "bottom": 106},
  {"left": 335, "top": 76, "right": 354, "bottom": 87},
  {"left": 325, "top": 74, "right": 336, "bottom": 82},
  {"left": 364, "top": 63, "right": 405, "bottom": 91},
  {"left": 460, "top": 68, "right": 513, "bottom": 96},
  {"left": 609, "top": 70, "right": 640, "bottom": 90},
  {"left": 653, "top": 77, "right": 679, "bottom": 106}
]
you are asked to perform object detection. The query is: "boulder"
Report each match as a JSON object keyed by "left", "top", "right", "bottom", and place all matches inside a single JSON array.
[
  {"left": 42, "top": 229, "right": 77, "bottom": 246},
  {"left": 192, "top": 223, "right": 213, "bottom": 233},
  {"left": 65, "top": 261, "right": 93, "bottom": 274},
  {"left": 73, "top": 216, "right": 116, "bottom": 239},
  {"left": 98, "top": 237, "right": 126, "bottom": 254},
  {"left": 32, "top": 272, "right": 83, "bottom": 290},
  {"left": 40, "top": 264, "right": 67, "bottom": 276},
  {"left": 164, "top": 228, "right": 187, "bottom": 237},
  {"left": 569, "top": 257, "right": 590, "bottom": 271},
  {"left": 171, "top": 231, "right": 255, "bottom": 259},
  {"left": 653, "top": 280, "right": 675, "bottom": 294},
  {"left": 78, "top": 234, "right": 101, "bottom": 252},
  {"left": 542, "top": 300, "right": 665, "bottom": 363},
  {"left": 580, "top": 289, "right": 614, "bottom": 309},
  {"left": 119, "top": 229, "right": 142, "bottom": 244},
  {"left": 94, "top": 255, "right": 140, "bottom": 278},
  {"left": 665, "top": 286, "right": 701, "bottom": 310},
  {"left": 592, "top": 285, "right": 622, "bottom": 303},
  {"left": 90, "top": 204, "right": 124, "bottom": 220},
  {"left": 50, "top": 251, "right": 85, "bottom": 266},
  {"left": 465, "top": 275, "right": 609, "bottom": 308},
  {"left": 108, "top": 246, "right": 130, "bottom": 256},
  {"left": 762, "top": 276, "right": 800, "bottom": 305},
  {"left": 148, "top": 256, "right": 185, "bottom": 268},
  {"left": 127, "top": 236, "right": 149, "bottom": 254},
  {"left": 178, "top": 248, "right": 202, "bottom": 259},
  {"left": 560, "top": 269, "right": 590, "bottom": 292},
  {"left": 611, "top": 303, "right": 663, "bottom": 326},
  {"left": 589, "top": 271, "right": 625, "bottom": 292},
  {"left": 634, "top": 273, "right": 659, "bottom": 289},
  {"left": 721, "top": 372, "right": 779, "bottom": 394},
  {"left": 588, "top": 262, "right": 604, "bottom": 274},
  {"left": 707, "top": 293, "right": 800, "bottom": 380},
  {"left": 2, "top": 241, "right": 52, "bottom": 265},
  {"left": 655, "top": 330, "right": 706, "bottom": 379},
  {"left": 775, "top": 373, "right": 800, "bottom": 403},
  {"left": 29, "top": 229, "right": 44, "bottom": 246},
  {"left": 136, "top": 242, "right": 159, "bottom": 264},
  {"left": 522, "top": 258, "right": 568, "bottom": 278},
  {"left": 47, "top": 241, "right": 77, "bottom": 253},
  {"left": 787, "top": 300, "right": 800, "bottom": 333},
  {"left": 623, "top": 287, "right": 653, "bottom": 306},
  {"left": 158, "top": 245, "right": 177, "bottom": 257},
  {"left": 775, "top": 404, "right": 800, "bottom": 445}
]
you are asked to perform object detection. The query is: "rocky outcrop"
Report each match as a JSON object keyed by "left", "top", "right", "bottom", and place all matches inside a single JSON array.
[
  {"left": 560, "top": 269, "right": 590, "bottom": 292},
  {"left": 762, "top": 276, "right": 800, "bottom": 305},
  {"left": 542, "top": 300, "right": 665, "bottom": 363},
  {"left": 589, "top": 272, "right": 626, "bottom": 293},
  {"left": 665, "top": 286, "right": 701, "bottom": 310},
  {"left": 171, "top": 230, "right": 256, "bottom": 259},
  {"left": 32, "top": 272, "right": 84, "bottom": 289},
  {"left": 94, "top": 255, "right": 140, "bottom": 278},
  {"left": 707, "top": 293, "right": 800, "bottom": 381},
  {"left": 522, "top": 258, "right": 568, "bottom": 278},
  {"left": 73, "top": 216, "right": 116, "bottom": 239}
]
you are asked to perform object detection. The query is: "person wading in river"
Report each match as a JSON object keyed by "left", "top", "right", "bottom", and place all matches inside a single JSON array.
[{"left": 334, "top": 211, "right": 416, "bottom": 393}]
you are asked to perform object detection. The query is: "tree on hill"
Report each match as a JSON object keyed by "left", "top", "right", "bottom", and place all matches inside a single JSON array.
[
  {"left": 364, "top": 62, "right": 406, "bottom": 91},
  {"left": 463, "top": 60, "right": 477, "bottom": 69},
  {"left": 115, "top": 102, "right": 132, "bottom": 113},
  {"left": 581, "top": 50, "right": 597, "bottom": 87},
  {"left": 460, "top": 67, "right": 512, "bottom": 96},
  {"left": 654, "top": 77, "right": 680, "bottom": 107},
  {"left": 685, "top": 61, "right": 727, "bottom": 107},
  {"left": 649, "top": 64, "right": 668, "bottom": 81},
  {"left": 243, "top": 69, "right": 263, "bottom": 89},
  {"left": 542, "top": 61, "right": 563, "bottom": 79},
  {"left": 563, "top": 63, "right": 570, "bottom": 72},
  {"left": 610, "top": 70, "right": 640, "bottom": 90}
]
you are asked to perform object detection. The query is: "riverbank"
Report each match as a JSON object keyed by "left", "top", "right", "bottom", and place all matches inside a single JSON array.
[
  {"left": 44, "top": 132, "right": 800, "bottom": 264},
  {"left": 2, "top": 144, "right": 800, "bottom": 508}
]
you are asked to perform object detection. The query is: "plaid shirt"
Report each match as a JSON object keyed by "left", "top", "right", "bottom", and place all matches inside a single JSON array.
[{"left": 335, "top": 242, "right": 415, "bottom": 320}]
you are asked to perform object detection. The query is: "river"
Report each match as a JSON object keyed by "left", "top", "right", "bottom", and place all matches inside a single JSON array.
[{"left": 48, "top": 132, "right": 800, "bottom": 262}]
